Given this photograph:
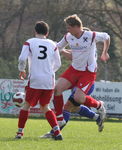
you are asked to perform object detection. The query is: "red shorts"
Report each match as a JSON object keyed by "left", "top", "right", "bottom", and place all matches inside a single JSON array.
[
  {"left": 25, "top": 86, "right": 54, "bottom": 107},
  {"left": 60, "top": 66, "right": 96, "bottom": 94}
]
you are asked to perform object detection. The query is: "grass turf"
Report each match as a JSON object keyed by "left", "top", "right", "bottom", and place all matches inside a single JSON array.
[{"left": 0, "top": 117, "right": 122, "bottom": 150}]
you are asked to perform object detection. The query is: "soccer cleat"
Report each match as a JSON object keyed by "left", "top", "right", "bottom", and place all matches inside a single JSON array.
[
  {"left": 40, "top": 120, "right": 66, "bottom": 139},
  {"left": 54, "top": 134, "right": 63, "bottom": 140},
  {"left": 96, "top": 116, "right": 104, "bottom": 132},
  {"left": 97, "top": 101, "right": 106, "bottom": 121},
  {"left": 15, "top": 132, "right": 23, "bottom": 139},
  {"left": 39, "top": 132, "right": 54, "bottom": 139}
]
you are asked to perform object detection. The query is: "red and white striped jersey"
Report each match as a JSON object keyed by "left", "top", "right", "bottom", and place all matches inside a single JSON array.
[
  {"left": 57, "top": 31, "right": 110, "bottom": 72},
  {"left": 18, "top": 38, "right": 61, "bottom": 89}
]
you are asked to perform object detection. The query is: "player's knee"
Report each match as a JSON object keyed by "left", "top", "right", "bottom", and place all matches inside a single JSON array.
[
  {"left": 64, "top": 101, "right": 79, "bottom": 112},
  {"left": 64, "top": 101, "right": 72, "bottom": 112},
  {"left": 74, "top": 94, "right": 85, "bottom": 103},
  {"left": 68, "top": 96, "right": 80, "bottom": 106},
  {"left": 22, "top": 101, "right": 30, "bottom": 110},
  {"left": 70, "top": 106, "right": 80, "bottom": 113},
  {"left": 40, "top": 104, "right": 50, "bottom": 113},
  {"left": 54, "top": 86, "right": 63, "bottom": 96}
]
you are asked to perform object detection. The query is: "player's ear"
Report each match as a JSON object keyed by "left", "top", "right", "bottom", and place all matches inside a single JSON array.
[
  {"left": 34, "top": 31, "right": 37, "bottom": 36},
  {"left": 46, "top": 32, "right": 49, "bottom": 37}
]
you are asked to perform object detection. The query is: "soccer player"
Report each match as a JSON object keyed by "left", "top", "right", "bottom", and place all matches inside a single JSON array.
[
  {"left": 41, "top": 19, "right": 110, "bottom": 138},
  {"left": 50, "top": 14, "right": 110, "bottom": 129},
  {"left": 15, "top": 21, "right": 63, "bottom": 140}
]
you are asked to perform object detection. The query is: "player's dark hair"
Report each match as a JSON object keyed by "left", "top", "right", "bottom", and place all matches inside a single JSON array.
[
  {"left": 64, "top": 14, "right": 83, "bottom": 27},
  {"left": 35, "top": 21, "right": 49, "bottom": 35}
]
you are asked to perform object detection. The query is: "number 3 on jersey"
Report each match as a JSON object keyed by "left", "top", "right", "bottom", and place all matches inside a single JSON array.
[{"left": 38, "top": 45, "right": 47, "bottom": 59}]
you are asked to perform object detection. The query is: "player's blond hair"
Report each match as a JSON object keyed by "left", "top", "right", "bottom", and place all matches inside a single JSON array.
[
  {"left": 64, "top": 14, "right": 83, "bottom": 28},
  {"left": 83, "top": 27, "right": 91, "bottom": 31}
]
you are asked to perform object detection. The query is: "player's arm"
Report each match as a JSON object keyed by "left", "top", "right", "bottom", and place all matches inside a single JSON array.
[
  {"left": 95, "top": 32, "right": 110, "bottom": 62},
  {"left": 57, "top": 34, "right": 72, "bottom": 60},
  {"left": 101, "top": 36, "right": 110, "bottom": 62},
  {"left": 18, "top": 42, "right": 30, "bottom": 80},
  {"left": 57, "top": 34, "right": 68, "bottom": 52},
  {"left": 53, "top": 47, "right": 61, "bottom": 72},
  {"left": 61, "top": 49, "right": 72, "bottom": 60}
]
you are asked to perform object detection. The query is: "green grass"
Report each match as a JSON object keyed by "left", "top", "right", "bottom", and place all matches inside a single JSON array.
[{"left": 0, "top": 117, "right": 122, "bottom": 150}]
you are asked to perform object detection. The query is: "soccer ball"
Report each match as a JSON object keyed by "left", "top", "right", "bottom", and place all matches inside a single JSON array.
[{"left": 13, "top": 92, "right": 25, "bottom": 107}]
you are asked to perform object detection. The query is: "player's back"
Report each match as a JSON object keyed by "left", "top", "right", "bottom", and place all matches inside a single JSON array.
[{"left": 27, "top": 38, "right": 57, "bottom": 89}]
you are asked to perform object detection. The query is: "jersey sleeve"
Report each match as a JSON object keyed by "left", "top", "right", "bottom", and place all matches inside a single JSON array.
[
  {"left": 52, "top": 47, "right": 61, "bottom": 72},
  {"left": 18, "top": 41, "right": 31, "bottom": 72},
  {"left": 57, "top": 34, "right": 68, "bottom": 51},
  {"left": 95, "top": 32, "right": 110, "bottom": 42}
]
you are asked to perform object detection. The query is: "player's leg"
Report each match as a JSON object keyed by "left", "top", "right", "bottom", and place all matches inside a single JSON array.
[
  {"left": 39, "top": 89, "right": 63, "bottom": 140},
  {"left": 40, "top": 67, "right": 74, "bottom": 139},
  {"left": 65, "top": 102, "right": 104, "bottom": 132},
  {"left": 73, "top": 88, "right": 106, "bottom": 121},
  {"left": 62, "top": 84, "right": 95, "bottom": 128},
  {"left": 60, "top": 96, "right": 104, "bottom": 132},
  {"left": 67, "top": 89, "right": 106, "bottom": 132},
  {"left": 53, "top": 77, "right": 72, "bottom": 124},
  {"left": 53, "top": 66, "right": 79, "bottom": 124},
  {"left": 62, "top": 84, "right": 104, "bottom": 132},
  {"left": 15, "top": 86, "right": 39, "bottom": 139},
  {"left": 40, "top": 77, "right": 72, "bottom": 139},
  {"left": 72, "top": 71, "right": 106, "bottom": 120},
  {"left": 15, "top": 101, "right": 30, "bottom": 139},
  {"left": 62, "top": 87, "right": 77, "bottom": 125},
  {"left": 41, "top": 101, "right": 103, "bottom": 139},
  {"left": 40, "top": 84, "right": 96, "bottom": 138},
  {"left": 40, "top": 104, "right": 62, "bottom": 140},
  {"left": 63, "top": 76, "right": 105, "bottom": 132}
]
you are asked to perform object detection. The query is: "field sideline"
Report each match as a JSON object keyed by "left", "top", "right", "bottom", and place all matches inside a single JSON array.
[{"left": 0, "top": 117, "right": 122, "bottom": 150}]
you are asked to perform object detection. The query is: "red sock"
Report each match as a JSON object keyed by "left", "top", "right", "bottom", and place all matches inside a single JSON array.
[
  {"left": 18, "top": 109, "right": 29, "bottom": 129},
  {"left": 84, "top": 96, "right": 100, "bottom": 108},
  {"left": 45, "top": 110, "right": 60, "bottom": 136},
  {"left": 53, "top": 95, "right": 64, "bottom": 121}
]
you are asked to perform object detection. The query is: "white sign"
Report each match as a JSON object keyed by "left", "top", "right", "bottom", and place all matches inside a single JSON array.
[
  {"left": 91, "top": 82, "right": 122, "bottom": 114},
  {"left": 0, "top": 79, "right": 26, "bottom": 114},
  {"left": 0, "top": 79, "right": 122, "bottom": 116},
  {"left": 0, "top": 79, "right": 71, "bottom": 115}
]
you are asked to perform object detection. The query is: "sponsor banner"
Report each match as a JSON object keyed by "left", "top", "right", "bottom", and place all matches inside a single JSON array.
[
  {"left": 0, "top": 79, "right": 26, "bottom": 115},
  {"left": 0, "top": 79, "right": 70, "bottom": 115},
  {"left": 0, "top": 79, "right": 122, "bottom": 116},
  {"left": 0, "top": 79, "right": 48, "bottom": 115},
  {"left": 91, "top": 82, "right": 122, "bottom": 114},
  {"left": 57, "top": 82, "right": 122, "bottom": 115}
]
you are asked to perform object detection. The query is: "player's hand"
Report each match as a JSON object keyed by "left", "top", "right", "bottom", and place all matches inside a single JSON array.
[
  {"left": 61, "top": 49, "right": 72, "bottom": 60},
  {"left": 19, "top": 71, "right": 26, "bottom": 80},
  {"left": 100, "top": 52, "right": 110, "bottom": 62}
]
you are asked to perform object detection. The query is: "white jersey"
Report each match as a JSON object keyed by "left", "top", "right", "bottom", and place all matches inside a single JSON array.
[
  {"left": 18, "top": 38, "right": 61, "bottom": 89},
  {"left": 57, "top": 31, "right": 110, "bottom": 72}
]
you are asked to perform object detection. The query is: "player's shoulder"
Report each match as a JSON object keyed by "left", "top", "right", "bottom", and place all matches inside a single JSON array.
[
  {"left": 83, "top": 31, "right": 97, "bottom": 40},
  {"left": 25, "top": 37, "right": 37, "bottom": 43},
  {"left": 46, "top": 38, "right": 55, "bottom": 43},
  {"left": 84, "top": 31, "right": 94, "bottom": 36},
  {"left": 65, "top": 32, "right": 72, "bottom": 37},
  {"left": 64, "top": 32, "right": 73, "bottom": 41},
  {"left": 46, "top": 39, "right": 56, "bottom": 46}
]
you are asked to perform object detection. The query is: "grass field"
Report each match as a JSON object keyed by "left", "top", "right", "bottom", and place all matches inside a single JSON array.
[{"left": 0, "top": 117, "right": 122, "bottom": 150}]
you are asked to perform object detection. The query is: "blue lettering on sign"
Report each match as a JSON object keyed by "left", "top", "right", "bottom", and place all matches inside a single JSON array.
[{"left": 0, "top": 90, "right": 15, "bottom": 102}]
